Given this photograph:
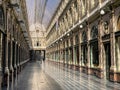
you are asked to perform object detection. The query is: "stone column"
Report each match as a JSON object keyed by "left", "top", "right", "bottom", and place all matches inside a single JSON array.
[
  {"left": 9, "top": 39, "right": 13, "bottom": 84},
  {"left": 110, "top": 10, "right": 117, "bottom": 71},
  {"left": 68, "top": 38, "right": 70, "bottom": 65},
  {"left": 2, "top": 2, "right": 9, "bottom": 88},
  {"left": 96, "top": 19, "right": 104, "bottom": 78},
  {"left": 79, "top": 32, "right": 82, "bottom": 66},
  {"left": 63, "top": 41, "right": 65, "bottom": 65},
  {"left": 98, "top": 19, "right": 102, "bottom": 69},
  {"left": 3, "top": 35, "right": 9, "bottom": 88},
  {"left": 110, "top": 9, "right": 118, "bottom": 82},
  {"left": 65, "top": 40, "right": 67, "bottom": 64},
  {"left": 19, "top": 47, "right": 21, "bottom": 71},
  {"left": 87, "top": 24, "right": 90, "bottom": 67},
  {"left": 13, "top": 42, "right": 17, "bottom": 79},
  {"left": 17, "top": 45, "right": 20, "bottom": 74},
  {"left": 0, "top": 33, "right": 3, "bottom": 89},
  {"left": 87, "top": 24, "right": 91, "bottom": 74},
  {"left": 73, "top": 34, "right": 76, "bottom": 65},
  {"left": 59, "top": 45, "right": 60, "bottom": 62}
]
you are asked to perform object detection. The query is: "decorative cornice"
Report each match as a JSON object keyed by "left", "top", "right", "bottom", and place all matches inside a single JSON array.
[{"left": 46, "top": 0, "right": 112, "bottom": 48}]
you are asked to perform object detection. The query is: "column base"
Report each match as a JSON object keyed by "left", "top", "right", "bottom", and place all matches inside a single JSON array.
[
  {"left": 89, "top": 67, "right": 104, "bottom": 78},
  {"left": 80, "top": 66, "right": 88, "bottom": 74},
  {"left": 70, "top": 64, "right": 74, "bottom": 69},
  {"left": 74, "top": 65, "right": 80, "bottom": 71},
  {"left": 80, "top": 66, "right": 104, "bottom": 78},
  {"left": 110, "top": 70, "right": 120, "bottom": 83},
  {"left": 9, "top": 68, "right": 14, "bottom": 83},
  {"left": 13, "top": 67, "right": 17, "bottom": 80}
]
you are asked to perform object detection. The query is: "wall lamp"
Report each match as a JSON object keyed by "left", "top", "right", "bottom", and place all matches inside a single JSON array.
[
  {"left": 100, "top": 6, "right": 112, "bottom": 15},
  {"left": 80, "top": 24, "right": 83, "bottom": 29},
  {"left": 60, "top": 38, "right": 63, "bottom": 41},
  {"left": 67, "top": 33, "right": 70, "bottom": 36},
  {"left": 100, "top": 9, "right": 105, "bottom": 15}
]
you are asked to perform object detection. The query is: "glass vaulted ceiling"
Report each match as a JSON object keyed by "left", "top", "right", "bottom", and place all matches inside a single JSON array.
[
  {"left": 26, "top": 0, "right": 61, "bottom": 49},
  {"left": 26, "top": 0, "right": 61, "bottom": 30}
]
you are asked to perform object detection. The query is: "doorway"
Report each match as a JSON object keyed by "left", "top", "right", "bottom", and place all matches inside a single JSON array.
[
  {"left": 104, "top": 43, "right": 111, "bottom": 80},
  {"left": 75, "top": 45, "right": 79, "bottom": 65},
  {"left": 69, "top": 47, "right": 73, "bottom": 63}
]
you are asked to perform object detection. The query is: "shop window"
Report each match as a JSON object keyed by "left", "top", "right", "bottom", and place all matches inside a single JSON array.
[
  {"left": 81, "top": 31, "right": 88, "bottom": 65},
  {"left": 115, "top": 37, "right": 120, "bottom": 71},
  {"left": 91, "top": 42, "right": 99, "bottom": 66},
  {"left": 90, "top": 25, "right": 99, "bottom": 66},
  {"left": 69, "top": 47, "right": 73, "bottom": 62},
  {"left": 81, "top": 45, "right": 87, "bottom": 65}
]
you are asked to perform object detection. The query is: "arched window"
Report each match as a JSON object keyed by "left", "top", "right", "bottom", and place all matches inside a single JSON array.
[
  {"left": 91, "top": 0, "right": 95, "bottom": 8},
  {"left": 7, "top": 11, "right": 12, "bottom": 33},
  {"left": 81, "top": 0, "right": 86, "bottom": 16},
  {"left": 91, "top": 25, "right": 98, "bottom": 39},
  {"left": 74, "top": 1, "right": 77, "bottom": 11},
  {"left": 0, "top": 6, "right": 5, "bottom": 28},
  {"left": 82, "top": 31, "right": 87, "bottom": 42},
  {"left": 117, "top": 15, "right": 120, "bottom": 30}
]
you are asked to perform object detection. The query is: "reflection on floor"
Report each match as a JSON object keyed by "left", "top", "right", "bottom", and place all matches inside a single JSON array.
[
  {"left": 11, "top": 61, "right": 62, "bottom": 90},
  {"left": 8, "top": 61, "right": 120, "bottom": 90},
  {"left": 43, "top": 61, "right": 120, "bottom": 90}
]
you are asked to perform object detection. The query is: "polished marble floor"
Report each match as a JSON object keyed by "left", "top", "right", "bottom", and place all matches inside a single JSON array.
[
  {"left": 10, "top": 61, "right": 62, "bottom": 90},
  {"left": 7, "top": 61, "right": 120, "bottom": 90},
  {"left": 43, "top": 61, "right": 120, "bottom": 90}
]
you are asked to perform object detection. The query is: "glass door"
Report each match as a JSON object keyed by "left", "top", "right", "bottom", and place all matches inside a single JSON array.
[{"left": 104, "top": 43, "right": 111, "bottom": 80}]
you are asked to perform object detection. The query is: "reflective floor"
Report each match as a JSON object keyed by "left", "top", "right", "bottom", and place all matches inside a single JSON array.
[
  {"left": 43, "top": 61, "right": 120, "bottom": 90},
  {"left": 11, "top": 61, "right": 62, "bottom": 90},
  {"left": 9, "top": 61, "right": 120, "bottom": 90}
]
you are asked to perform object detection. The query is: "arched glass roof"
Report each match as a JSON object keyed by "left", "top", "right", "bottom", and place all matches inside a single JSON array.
[{"left": 26, "top": 0, "right": 61, "bottom": 30}]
